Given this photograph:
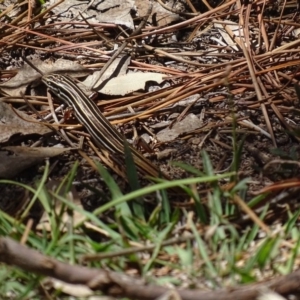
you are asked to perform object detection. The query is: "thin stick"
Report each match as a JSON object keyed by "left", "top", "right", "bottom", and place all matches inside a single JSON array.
[{"left": 22, "top": 56, "right": 44, "bottom": 75}]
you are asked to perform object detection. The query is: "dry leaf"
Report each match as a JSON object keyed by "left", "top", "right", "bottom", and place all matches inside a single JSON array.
[
  {"left": 0, "top": 58, "right": 89, "bottom": 97},
  {"left": 257, "top": 290, "right": 287, "bottom": 300},
  {"left": 0, "top": 146, "right": 72, "bottom": 178},
  {"left": 0, "top": 2, "right": 20, "bottom": 19},
  {"left": 53, "top": 281, "right": 93, "bottom": 297},
  {"left": 0, "top": 102, "right": 51, "bottom": 144},
  {"left": 155, "top": 290, "right": 182, "bottom": 300},
  {"left": 44, "top": 279, "right": 94, "bottom": 297},
  {"left": 98, "top": 72, "right": 165, "bottom": 95},
  {"left": 156, "top": 114, "right": 203, "bottom": 142},
  {"left": 135, "top": 0, "right": 180, "bottom": 27},
  {"left": 83, "top": 55, "right": 131, "bottom": 89},
  {"left": 47, "top": 0, "right": 135, "bottom": 29},
  {"left": 214, "top": 22, "right": 244, "bottom": 51}
]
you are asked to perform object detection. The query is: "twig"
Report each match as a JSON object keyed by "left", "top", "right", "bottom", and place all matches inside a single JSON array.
[
  {"left": 81, "top": 235, "right": 195, "bottom": 262},
  {"left": 1, "top": 236, "right": 300, "bottom": 300}
]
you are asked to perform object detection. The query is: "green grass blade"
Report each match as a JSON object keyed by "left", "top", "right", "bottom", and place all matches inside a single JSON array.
[
  {"left": 96, "top": 162, "right": 131, "bottom": 217},
  {"left": 124, "top": 141, "right": 145, "bottom": 219}
]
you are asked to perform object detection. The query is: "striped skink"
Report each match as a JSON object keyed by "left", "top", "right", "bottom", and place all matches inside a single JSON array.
[{"left": 41, "top": 73, "right": 170, "bottom": 181}]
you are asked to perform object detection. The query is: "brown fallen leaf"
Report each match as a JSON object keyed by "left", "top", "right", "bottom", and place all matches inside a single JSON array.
[
  {"left": 0, "top": 58, "right": 89, "bottom": 97},
  {"left": 136, "top": 0, "right": 180, "bottom": 27},
  {"left": 0, "top": 102, "right": 51, "bottom": 144},
  {"left": 48, "top": 0, "right": 135, "bottom": 29},
  {"left": 0, "top": 146, "right": 73, "bottom": 178},
  {"left": 156, "top": 114, "right": 203, "bottom": 142}
]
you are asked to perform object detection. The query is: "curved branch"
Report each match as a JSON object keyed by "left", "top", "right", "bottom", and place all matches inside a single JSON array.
[{"left": 0, "top": 237, "right": 299, "bottom": 300}]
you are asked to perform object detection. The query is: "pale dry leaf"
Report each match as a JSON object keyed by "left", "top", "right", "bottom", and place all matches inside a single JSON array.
[
  {"left": 98, "top": 72, "right": 165, "bottom": 96},
  {"left": 156, "top": 114, "right": 203, "bottom": 142},
  {"left": 155, "top": 290, "right": 182, "bottom": 300},
  {"left": 257, "top": 290, "right": 287, "bottom": 300},
  {"left": 135, "top": 0, "right": 180, "bottom": 27},
  {"left": 44, "top": 278, "right": 113, "bottom": 299},
  {"left": 44, "top": 279, "right": 94, "bottom": 297},
  {"left": 0, "top": 146, "right": 72, "bottom": 178},
  {"left": 0, "top": 102, "right": 51, "bottom": 144},
  {"left": 156, "top": 148, "right": 176, "bottom": 160},
  {"left": 0, "top": 58, "right": 89, "bottom": 97},
  {"left": 47, "top": 0, "right": 135, "bottom": 29},
  {"left": 293, "top": 27, "right": 300, "bottom": 37},
  {"left": 214, "top": 22, "right": 244, "bottom": 51},
  {"left": 84, "top": 55, "right": 131, "bottom": 89},
  {"left": 0, "top": 2, "right": 20, "bottom": 19}
]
